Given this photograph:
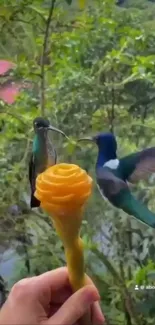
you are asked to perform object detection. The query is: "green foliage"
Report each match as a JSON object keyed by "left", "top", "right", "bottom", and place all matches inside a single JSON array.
[
  {"left": 65, "top": 0, "right": 73, "bottom": 4},
  {"left": 1, "top": 0, "right": 155, "bottom": 324}
]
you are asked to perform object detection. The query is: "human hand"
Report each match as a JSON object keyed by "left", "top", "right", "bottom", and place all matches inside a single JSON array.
[{"left": 0, "top": 267, "right": 105, "bottom": 325}]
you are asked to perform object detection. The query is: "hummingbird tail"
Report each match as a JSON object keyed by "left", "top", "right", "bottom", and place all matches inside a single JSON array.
[
  {"left": 30, "top": 194, "right": 40, "bottom": 208},
  {"left": 115, "top": 189, "right": 155, "bottom": 229}
]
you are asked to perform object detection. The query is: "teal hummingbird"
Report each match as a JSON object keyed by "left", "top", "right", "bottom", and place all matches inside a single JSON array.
[
  {"left": 78, "top": 132, "right": 155, "bottom": 228},
  {"left": 29, "top": 117, "right": 68, "bottom": 208}
]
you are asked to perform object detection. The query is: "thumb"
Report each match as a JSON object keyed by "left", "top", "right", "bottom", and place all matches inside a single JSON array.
[{"left": 45, "top": 285, "right": 100, "bottom": 325}]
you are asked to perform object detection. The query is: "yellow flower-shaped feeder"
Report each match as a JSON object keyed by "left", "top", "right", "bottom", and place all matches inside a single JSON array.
[{"left": 34, "top": 163, "right": 93, "bottom": 292}]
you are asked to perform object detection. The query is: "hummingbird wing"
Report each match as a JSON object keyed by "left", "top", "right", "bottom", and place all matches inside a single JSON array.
[
  {"left": 29, "top": 154, "right": 40, "bottom": 208},
  {"left": 96, "top": 167, "right": 155, "bottom": 228},
  {"left": 96, "top": 167, "right": 127, "bottom": 199},
  {"left": 119, "top": 147, "right": 155, "bottom": 183},
  {"left": 29, "top": 135, "right": 57, "bottom": 208},
  {"left": 47, "top": 134, "right": 57, "bottom": 167}
]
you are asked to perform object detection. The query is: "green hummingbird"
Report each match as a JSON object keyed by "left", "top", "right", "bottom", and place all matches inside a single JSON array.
[{"left": 29, "top": 117, "right": 68, "bottom": 208}]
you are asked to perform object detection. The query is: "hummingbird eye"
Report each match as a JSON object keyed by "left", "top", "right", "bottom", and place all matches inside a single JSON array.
[
  {"left": 33, "top": 117, "right": 50, "bottom": 129},
  {"left": 34, "top": 121, "right": 43, "bottom": 129}
]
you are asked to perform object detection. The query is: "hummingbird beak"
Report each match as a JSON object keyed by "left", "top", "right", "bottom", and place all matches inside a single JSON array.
[
  {"left": 78, "top": 137, "right": 95, "bottom": 142},
  {"left": 47, "top": 126, "right": 69, "bottom": 140}
]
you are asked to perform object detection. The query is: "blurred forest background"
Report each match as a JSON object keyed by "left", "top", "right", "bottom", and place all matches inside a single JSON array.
[{"left": 1, "top": 0, "right": 155, "bottom": 324}]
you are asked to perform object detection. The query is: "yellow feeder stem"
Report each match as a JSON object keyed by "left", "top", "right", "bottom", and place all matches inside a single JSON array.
[{"left": 34, "top": 163, "right": 92, "bottom": 293}]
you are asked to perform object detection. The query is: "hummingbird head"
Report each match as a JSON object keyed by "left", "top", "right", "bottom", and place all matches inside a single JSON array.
[
  {"left": 78, "top": 132, "right": 117, "bottom": 158},
  {"left": 33, "top": 117, "right": 50, "bottom": 131},
  {"left": 33, "top": 117, "right": 69, "bottom": 139},
  {"left": 93, "top": 132, "right": 117, "bottom": 152}
]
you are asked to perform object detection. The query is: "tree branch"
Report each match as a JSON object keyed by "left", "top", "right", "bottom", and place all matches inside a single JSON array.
[
  {"left": 40, "top": 0, "right": 56, "bottom": 116},
  {"left": 110, "top": 70, "right": 115, "bottom": 133}
]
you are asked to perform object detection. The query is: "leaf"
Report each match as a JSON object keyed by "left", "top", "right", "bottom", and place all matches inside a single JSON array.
[
  {"left": 0, "top": 7, "right": 12, "bottom": 20},
  {"left": 147, "top": 271, "right": 155, "bottom": 281},
  {"left": 91, "top": 248, "right": 122, "bottom": 282},
  {"left": 64, "top": 140, "right": 77, "bottom": 154},
  {"left": 27, "top": 5, "right": 46, "bottom": 15},
  {"left": 78, "top": 0, "right": 86, "bottom": 9},
  {"left": 136, "top": 298, "right": 155, "bottom": 317},
  {"left": 65, "top": 0, "right": 72, "bottom": 5}
]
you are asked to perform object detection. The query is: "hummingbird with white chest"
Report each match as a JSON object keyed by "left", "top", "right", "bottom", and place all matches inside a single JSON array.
[
  {"left": 78, "top": 132, "right": 155, "bottom": 229},
  {"left": 29, "top": 117, "right": 68, "bottom": 208}
]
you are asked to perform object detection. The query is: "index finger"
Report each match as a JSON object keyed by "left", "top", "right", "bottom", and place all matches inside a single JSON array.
[
  {"left": 36, "top": 267, "right": 69, "bottom": 291},
  {"left": 35, "top": 267, "right": 70, "bottom": 296},
  {"left": 29, "top": 267, "right": 70, "bottom": 304}
]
